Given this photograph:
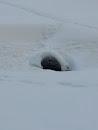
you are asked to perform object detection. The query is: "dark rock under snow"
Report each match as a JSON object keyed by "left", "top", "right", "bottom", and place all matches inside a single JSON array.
[{"left": 41, "top": 56, "right": 61, "bottom": 71}]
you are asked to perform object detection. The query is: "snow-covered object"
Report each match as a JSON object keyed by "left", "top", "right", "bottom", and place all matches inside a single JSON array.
[
  {"left": 41, "top": 56, "right": 62, "bottom": 71},
  {"left": 30, "top": 50, "right": 74, "bottom": 71}
]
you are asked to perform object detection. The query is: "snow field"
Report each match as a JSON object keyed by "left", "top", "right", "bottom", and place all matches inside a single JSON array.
[
  {"left": 0, "top": 24, "right": 60, "bottom": 71},
  {"left": 0, "top": 70, "right": 98, "bottom": 130},
  {"left": 0, "top": 0, "right": 98, "bottom": 130}
]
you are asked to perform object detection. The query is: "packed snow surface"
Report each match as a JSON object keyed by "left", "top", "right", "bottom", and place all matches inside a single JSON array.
[{"left": 0, "top": 0, "right": 98, "bottom": 130}]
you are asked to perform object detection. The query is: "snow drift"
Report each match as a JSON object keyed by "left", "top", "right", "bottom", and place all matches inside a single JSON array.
[{"left": 0, "top": 0, "right": 98, "bottom": 130}]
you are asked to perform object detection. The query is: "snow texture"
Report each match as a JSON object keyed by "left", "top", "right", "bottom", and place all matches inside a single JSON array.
[
  {"left": 0, "top": 0, "right": 98, "bottom": 130},
  {"left": 30, "top": 50, "right": 75, "bottom": 71}
]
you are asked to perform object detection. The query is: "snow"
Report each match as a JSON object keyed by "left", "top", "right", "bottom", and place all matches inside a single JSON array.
[
  {"left": 0, "top": 0, "right": 98, "bottom": 130},
  {"left": 0, "top": 70, "right": 98, "bottom": 130},
  {"left": 30, "top": 50, "right": 74, "bottom": 71}
]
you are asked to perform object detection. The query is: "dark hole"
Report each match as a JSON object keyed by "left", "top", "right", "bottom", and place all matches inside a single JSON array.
[{"left": 41, "top": 56, "right": 61, "bottom": 71}]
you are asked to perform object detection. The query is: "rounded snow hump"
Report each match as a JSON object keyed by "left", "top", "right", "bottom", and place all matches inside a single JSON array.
[{"left": 30, "top": 50, "right": 74, "bottom": 71}]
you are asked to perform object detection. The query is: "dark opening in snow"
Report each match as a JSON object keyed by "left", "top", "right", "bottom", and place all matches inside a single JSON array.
[{"left": 41, "top": 56, "right": 61, "bottom": 71}]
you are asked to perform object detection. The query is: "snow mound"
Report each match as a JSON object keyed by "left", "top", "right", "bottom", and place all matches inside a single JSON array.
[{"left": 30, "top": 50, "right": 75, "bottom": 71}]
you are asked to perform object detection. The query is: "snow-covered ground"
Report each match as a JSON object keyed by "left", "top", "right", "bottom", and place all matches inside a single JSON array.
[{"left": 0, "top": 0, "right": 98, "bottom": 130}]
